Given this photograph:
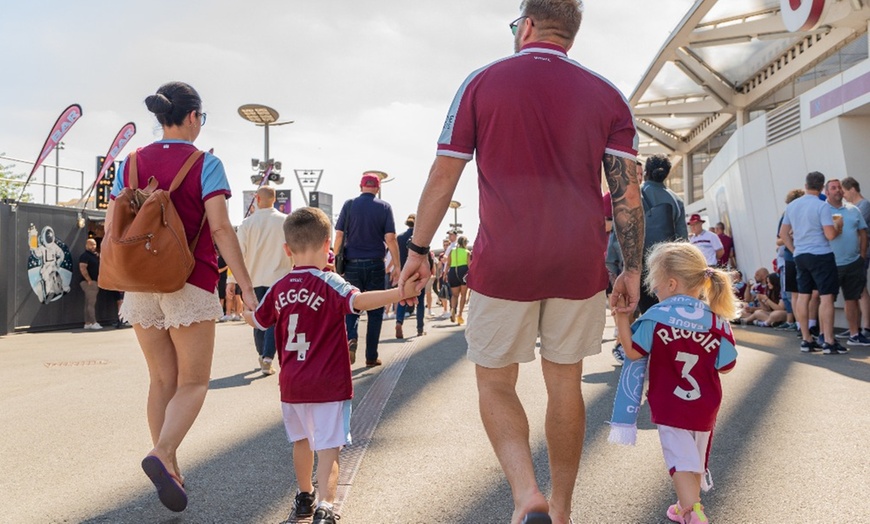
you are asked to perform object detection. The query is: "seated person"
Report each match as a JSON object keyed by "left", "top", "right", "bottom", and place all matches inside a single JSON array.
[
  {"left": 731, "top": 270, "right": 747, "bottom": 301},
  {"left": 740, "top": 273, "right": 786, "bottom": 327}
]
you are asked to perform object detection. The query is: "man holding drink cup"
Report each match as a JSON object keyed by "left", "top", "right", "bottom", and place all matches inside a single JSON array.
[
  {"left": 779, "top": 171, "right": 847, "bottom": 354},
  {"left": 825, "top": 179, "right": 870, "bottom": 346}
]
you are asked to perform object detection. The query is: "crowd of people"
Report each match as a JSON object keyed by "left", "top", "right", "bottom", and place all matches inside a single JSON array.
[{"left": 720, "top": 172, "right": 870, "bottom": 356}]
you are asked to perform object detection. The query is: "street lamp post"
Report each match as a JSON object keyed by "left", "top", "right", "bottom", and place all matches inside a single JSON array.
[
  {"left": 238, "top": 104, "right": 293, "bottom": 185},
  {"left": 449, "top": 200, "right": 462, "bottom": 233}
]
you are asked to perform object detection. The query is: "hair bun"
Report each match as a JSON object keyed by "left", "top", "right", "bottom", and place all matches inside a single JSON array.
[{"left": 145, "top": 93, "right": 173, "bottom": 115}]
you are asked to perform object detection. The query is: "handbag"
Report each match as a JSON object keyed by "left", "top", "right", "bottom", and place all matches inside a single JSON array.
[
  {"left": 98, "top": 150, "right": 206, "bottom": 293},
  {"left": 334, "top": 198, "right": 355, "bottom": 274}
]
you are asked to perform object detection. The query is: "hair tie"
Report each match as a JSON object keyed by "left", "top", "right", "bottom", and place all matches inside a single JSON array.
[{"left": 705, "top": 268, "right": 714, "bottom": 279}]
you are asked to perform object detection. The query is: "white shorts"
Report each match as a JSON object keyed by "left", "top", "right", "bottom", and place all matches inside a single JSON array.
[
  {"left": 658, "top": 424, "right": 712, "bottom": 482},
  {"left": 282, "top": 400, "right": 352, "bottom": 451},
  {"left": 120, "top": 283, "right": 223, "bottom": 329},
  {"left": 465, "top": 291, "right": 605, "bottom": 367}
]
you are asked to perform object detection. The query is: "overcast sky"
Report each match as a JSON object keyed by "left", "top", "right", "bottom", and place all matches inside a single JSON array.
[{"left": 0, "top": 0, "right": 694, "bottom": 242}]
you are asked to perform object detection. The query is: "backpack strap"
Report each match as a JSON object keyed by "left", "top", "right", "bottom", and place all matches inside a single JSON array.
[
  {"left": 169, "top": 150, "right": 205, "bottom": 192},
  {"left": 128, "top": 151, "right": 139, "bottom": 190},
  {"left": 168, "top": 150, "right": 207, "bottom": 250}
]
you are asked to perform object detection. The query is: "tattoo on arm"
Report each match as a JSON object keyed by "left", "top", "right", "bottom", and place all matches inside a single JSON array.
[{"left": 604, "top": 154, "right": 644, "bottom": 272}]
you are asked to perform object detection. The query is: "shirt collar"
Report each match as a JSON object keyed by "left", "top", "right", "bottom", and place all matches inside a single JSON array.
[
  {"left": 156, "top": 139, "right": 194, "bottom": 145},
  {"left": 519, "top": 41, "right": 568, "bottom": 56}
]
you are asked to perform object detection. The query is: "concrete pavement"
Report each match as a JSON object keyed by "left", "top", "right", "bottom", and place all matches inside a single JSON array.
[{"left": 1, "top": 309, "right": 868, "bottom": 523}]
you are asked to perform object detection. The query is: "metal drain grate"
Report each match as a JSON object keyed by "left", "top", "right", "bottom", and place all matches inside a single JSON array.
[{"left": 44, "top": 360, "right": 109, "bottom": 368}]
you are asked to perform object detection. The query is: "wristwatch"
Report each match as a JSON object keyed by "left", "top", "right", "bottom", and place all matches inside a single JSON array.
[{"left": 407, "top": 240, "right": 430, "bottom": 255}]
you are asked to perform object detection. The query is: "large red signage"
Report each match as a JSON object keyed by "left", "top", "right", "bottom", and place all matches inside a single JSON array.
[{"left": 781, "top": 0, "right": 826, "bottom": 32}]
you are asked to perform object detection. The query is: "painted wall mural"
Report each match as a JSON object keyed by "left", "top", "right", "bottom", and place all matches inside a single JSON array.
[{"left": 27, "top": 223, "right": 73, "bottom": 304}]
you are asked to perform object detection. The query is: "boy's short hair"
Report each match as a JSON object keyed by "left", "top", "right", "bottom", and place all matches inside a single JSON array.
[{"left": 283, "top": 207, "right": 332, "bottom": 253}]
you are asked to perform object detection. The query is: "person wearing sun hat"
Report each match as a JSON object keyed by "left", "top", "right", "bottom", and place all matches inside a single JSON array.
[{"left": 688, "top": 214, "right": 724, "bottom": 266}]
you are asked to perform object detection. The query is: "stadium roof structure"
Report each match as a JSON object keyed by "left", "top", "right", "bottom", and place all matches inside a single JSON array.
[{"left": 632, "top": 0, "right": 870, "bottom": 159}]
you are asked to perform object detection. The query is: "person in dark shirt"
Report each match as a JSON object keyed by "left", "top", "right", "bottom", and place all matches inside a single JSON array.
[
  {"left": 395, "top": 214, "right": 433, "bottom": 338},
  {"left": 79, "top": 238, "right": 102, "bottom": 330},
  {"left": 333, "top": 173, "right": 400, "bottom": 366}
]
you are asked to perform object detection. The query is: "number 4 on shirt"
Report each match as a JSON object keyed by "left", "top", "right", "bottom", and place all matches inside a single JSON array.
[{"left": 285, "top": 314, "right": 311, "bottom": 361}]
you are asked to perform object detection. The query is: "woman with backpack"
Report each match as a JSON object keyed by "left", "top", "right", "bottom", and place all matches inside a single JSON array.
[{"left": 106, "top": 82, "right": 256, "bottom": 512}]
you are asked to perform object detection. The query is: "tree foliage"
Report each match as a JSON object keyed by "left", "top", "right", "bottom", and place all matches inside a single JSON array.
[{"left": 0, "top": 154, "right": 32, "bottom": 202}]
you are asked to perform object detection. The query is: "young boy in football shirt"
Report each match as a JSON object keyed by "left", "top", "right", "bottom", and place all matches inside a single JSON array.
[{"left": 244, "top": 207, "right": 418, "bottom": 524}]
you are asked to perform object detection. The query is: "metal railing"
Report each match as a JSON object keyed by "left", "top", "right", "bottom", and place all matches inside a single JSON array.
[{"left": 0, "top": 154, "right": 86, "bottom": 205}]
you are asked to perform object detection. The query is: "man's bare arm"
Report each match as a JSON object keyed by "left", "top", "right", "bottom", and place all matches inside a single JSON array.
[{"left": 603, "top": 154, "right": 644, "bottom": 273}]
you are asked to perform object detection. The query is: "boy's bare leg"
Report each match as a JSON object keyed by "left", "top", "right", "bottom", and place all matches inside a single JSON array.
[
  {"left": 294, "top": 439, "right": 315, "bottom": 494},
  {"left": 315, "top": 447, "right": 341, "bottom": 504}
]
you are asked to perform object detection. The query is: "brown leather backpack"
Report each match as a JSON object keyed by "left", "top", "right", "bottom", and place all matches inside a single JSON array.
[{"left": 98, "top": 150, "right": 206, "bottom": 293}]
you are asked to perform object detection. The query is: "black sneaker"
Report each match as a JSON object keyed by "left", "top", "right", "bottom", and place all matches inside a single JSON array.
[
  {"left": 835, "top": 329, "right": 851, "bottom": 340},
  {"left": 809, "top": 325, "right": 820, "bottom": 338},
  {"left": 312, "top": 504, "right": 339, "bottom": 524},
  {"left": 847, "top": 333, "right": 870, "bottom": 346},
  {"left": 294, "top": 490, "right": 316, "bottom": 518},
  {"left": 821, "top": 342, "right": 848, "bottom": 355},
  {"left": 800, "top": 339, "right": 820, "bottom": 353}
]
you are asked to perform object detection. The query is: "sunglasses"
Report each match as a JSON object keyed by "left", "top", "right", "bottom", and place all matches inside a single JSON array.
[{"left": 509, "top": 15, "right": 533, "bottom": 35}]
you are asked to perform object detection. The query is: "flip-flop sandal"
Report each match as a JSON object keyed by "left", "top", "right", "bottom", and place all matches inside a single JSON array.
[
  {"left": 141, "top": 455, "right": 188, "bottom": 512},
  {"left": 520, "top": 513, "right": 551, "bottom": 524}
]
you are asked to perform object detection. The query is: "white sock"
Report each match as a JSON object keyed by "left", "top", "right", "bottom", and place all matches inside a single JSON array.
[
  {"left": 318, "top": 501, "right": 334, "bottom": 511},
  {"left": 809, "top": 319, "right": 817, "bottom": 328}
]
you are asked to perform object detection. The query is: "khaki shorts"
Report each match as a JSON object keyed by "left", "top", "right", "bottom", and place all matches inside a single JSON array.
[
  {"left": 466, "top": 291, "right": 605, "bottom": 368},
  {"left": 120, "top": 283, "right": 223, "bottom": 329}
]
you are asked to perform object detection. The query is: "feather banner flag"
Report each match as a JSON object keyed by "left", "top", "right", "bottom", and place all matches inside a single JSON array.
[
  {"left": 93, "top": 122, "right": 136, "bottom": 188},
  {"left": 18, "top": 104, "right": 83, "bottom": 201}
]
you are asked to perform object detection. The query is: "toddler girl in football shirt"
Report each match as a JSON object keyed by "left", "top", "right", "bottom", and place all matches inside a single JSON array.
[{"left": 614, "top": 242, "right": 739, "bottom": 524}]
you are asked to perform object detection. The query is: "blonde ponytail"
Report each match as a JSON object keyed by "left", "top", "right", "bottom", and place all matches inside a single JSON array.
[{"left": 705, "top": 267, "right": 739, "bottom": 320}]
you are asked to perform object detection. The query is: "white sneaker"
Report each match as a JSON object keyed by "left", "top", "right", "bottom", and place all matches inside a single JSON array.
[
  {"left": 230, "top": 314, "right": 241, "bottom": 321},
  {"left": 218, "top": 315, "right": 231, "bottom": 323},
  {"left": 89, "top": 323, "right": 103, "bottom": 330},
  {"left": 83, "top": 323, "right": 93, "bottom": 330}
]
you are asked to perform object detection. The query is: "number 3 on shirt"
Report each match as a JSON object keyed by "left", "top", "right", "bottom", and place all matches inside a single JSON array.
[
  {"left": 673, "top": 351, "right": 701, "bottom": 401},
  {"left": 285, "top": 314, "right": 311, "bottom": 361}
]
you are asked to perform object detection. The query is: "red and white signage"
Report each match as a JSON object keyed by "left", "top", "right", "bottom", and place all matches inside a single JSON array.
[
  {"left": 781, "top": 0, "right": 826, "bottom": 32},
  {"left": 93, "top": 122, "right": 136, "bottom": 187}
]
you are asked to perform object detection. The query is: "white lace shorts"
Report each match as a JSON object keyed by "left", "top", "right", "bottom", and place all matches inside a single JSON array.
[{"left": 120, "top": 283, "right": 223, "bottom": 329}]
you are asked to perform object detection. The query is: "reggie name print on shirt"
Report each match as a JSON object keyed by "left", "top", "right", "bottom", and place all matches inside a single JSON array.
[{"left": 274, "top": 287, "right": 325, "bottom": 312}]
